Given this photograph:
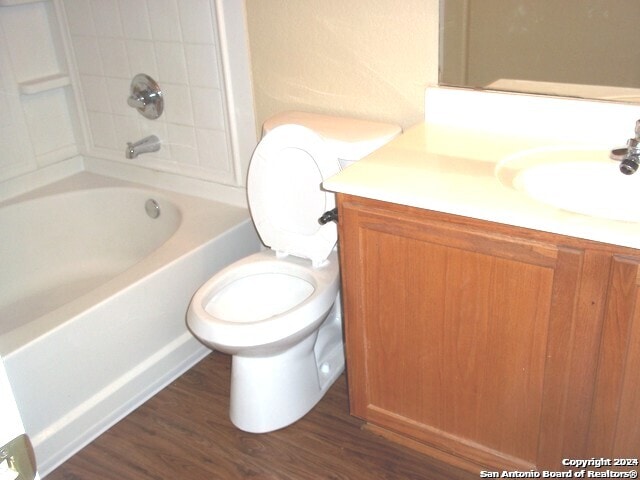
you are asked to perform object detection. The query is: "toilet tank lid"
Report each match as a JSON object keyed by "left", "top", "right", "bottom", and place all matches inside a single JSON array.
[{"left": 262, "top": 111, "right": 402, "bottom": 161}]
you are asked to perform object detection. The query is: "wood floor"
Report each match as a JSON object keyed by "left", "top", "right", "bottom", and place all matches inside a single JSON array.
[{"left": 47, "top": 352, "right": 478, "bottom": 479}]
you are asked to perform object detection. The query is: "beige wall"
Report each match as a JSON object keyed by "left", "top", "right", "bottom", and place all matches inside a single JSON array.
[{"left": 245, "top": 1, "right": 439, "bottom": 132}]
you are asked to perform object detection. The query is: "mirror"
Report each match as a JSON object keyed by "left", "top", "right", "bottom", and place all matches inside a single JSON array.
[{"left": 440, "top": 0, "right": 640, "bottom": 102}]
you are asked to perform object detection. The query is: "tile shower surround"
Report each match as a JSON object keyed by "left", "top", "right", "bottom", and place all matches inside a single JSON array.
[
  {"left": 64, "top": 0, "right": 234, "bottom": 184},
  {"left": 0, "top": 2, "right": 77, "bottom": 181},
  {"left": 0, "top": 0, "right": 240, "bottom": 189}
]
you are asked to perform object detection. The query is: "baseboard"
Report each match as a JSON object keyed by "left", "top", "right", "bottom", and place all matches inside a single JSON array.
[{"left": 36, "top": 335, "right": 209, "bottom": 477}]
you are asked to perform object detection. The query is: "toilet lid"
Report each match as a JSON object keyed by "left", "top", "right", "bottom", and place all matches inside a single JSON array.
[{"left": 247, "top": 124, "right": 340, "bottom": 264}]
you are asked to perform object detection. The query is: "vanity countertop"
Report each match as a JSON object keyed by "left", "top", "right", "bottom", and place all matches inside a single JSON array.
[{"left": 323, "top": 121, "right": 640, "bottom": 250}]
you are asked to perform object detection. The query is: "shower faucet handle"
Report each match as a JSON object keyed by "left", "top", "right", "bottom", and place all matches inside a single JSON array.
[{"left": 128, "top": 74, "right": 163, "bottom": 119}]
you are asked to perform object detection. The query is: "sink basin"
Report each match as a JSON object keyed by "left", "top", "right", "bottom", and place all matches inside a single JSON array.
[{"left": 496, "top": 147, "right": 640, "bottom": 222}]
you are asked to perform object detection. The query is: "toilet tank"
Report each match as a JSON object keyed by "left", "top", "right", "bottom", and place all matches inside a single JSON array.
[{"left": 262, "top": 111, "right": 402, "bottom": 169}]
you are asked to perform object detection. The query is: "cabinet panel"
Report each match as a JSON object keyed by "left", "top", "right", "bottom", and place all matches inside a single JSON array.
[
  {"left": 338, "top": 195, "right": 599, "bottom": 471},
  {"left": 536, "top": 249, "right": 611, "bottom": 465},
  {"left": 363, "top": 223, "right": 556, "bottom": 459},
  {"left": 616, "top": 308, "right": 640, "bottom": 454},
  {"left": 589, "top": 256, "right": 640, "bottom": 456},
  {"left": 338, "top": 194, "right": 640, "bottom": 472}
]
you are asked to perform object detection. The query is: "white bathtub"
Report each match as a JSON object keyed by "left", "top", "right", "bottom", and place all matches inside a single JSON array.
[{"left": 0, "top": 172, "right": 260, "bottom": 476}]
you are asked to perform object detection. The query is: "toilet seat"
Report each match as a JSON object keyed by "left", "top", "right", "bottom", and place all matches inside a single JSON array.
[
  {"left": 187, "top": 250, "right": 340, "bottom": 352},
  {"left": 204, "top": 272, "right": 314, "bottom": 323},
  {"left": 248, "top": 125, "right": 341, "bottom": 265}
]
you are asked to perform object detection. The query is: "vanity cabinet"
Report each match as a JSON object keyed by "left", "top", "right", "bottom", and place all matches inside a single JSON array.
[{"left": 336, "top": 194, "right": 640, "bottom": 472}]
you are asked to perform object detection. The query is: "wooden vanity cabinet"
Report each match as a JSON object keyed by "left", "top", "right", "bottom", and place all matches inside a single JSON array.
[{"left": 336, "top": 194, "right": 640, "bottom": 472}]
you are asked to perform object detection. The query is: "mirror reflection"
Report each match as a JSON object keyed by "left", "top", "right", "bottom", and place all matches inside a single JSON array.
[{"left": 440, "top": 0, "right": 640, "bottom": 102}]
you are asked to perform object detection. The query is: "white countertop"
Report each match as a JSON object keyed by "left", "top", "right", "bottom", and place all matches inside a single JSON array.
[{"left": 323, "top": 122, "right": 640, "bottom": 250}]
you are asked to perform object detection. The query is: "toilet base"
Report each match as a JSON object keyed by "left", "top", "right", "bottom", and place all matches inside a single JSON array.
[{"left": 228, "top": 301, "right": 344, "bottom": 433}]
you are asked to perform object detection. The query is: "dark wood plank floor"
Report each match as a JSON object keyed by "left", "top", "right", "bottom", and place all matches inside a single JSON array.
[{"left": 47, "top": 352, "right": 477, "bottom": 479}]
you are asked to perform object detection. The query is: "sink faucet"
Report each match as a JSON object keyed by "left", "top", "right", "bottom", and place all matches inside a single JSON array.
[
  {"left": 126, "top": 135, "right": 160, "bottom": 159},
  {"left": 614, "top": 120, "right": 640, "bottom": 175}
]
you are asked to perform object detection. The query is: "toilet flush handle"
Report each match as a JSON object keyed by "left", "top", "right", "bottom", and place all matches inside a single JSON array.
[{"left": 318, "top": 208, "right": 338, "bottom": 225}]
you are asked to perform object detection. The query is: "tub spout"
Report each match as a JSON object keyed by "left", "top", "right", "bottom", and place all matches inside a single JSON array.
[{"left": 126, "top": 135, "right": 160, "bottom": 159}]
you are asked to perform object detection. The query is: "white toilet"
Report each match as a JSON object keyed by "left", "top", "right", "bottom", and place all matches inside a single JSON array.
[{"left": 187, "top": 111, "right": 401, "bottom": 433}]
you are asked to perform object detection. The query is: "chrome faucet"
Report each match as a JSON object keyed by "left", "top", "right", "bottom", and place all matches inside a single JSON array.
[
  {"left": 612, "top": 120, "right": 640, "bottom": 175},
  {"left": 127, "top": 74, "right": 163, "bottom": 119},
  {"left": 126, "top": 135, "right": 160, "bottom": 159}
]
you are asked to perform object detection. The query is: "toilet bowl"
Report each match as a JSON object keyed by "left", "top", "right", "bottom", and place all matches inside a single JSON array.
[
  {"left": 189, "top": 250, "right": 340, "bottom": 355},
  {"left": 186, "top": 112, "right": 401, "bottom": 433},
  {"left": 188, "top": 250, "right": 343, "bottom": 433}
]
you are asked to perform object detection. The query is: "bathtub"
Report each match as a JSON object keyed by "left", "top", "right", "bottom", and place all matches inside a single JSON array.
[{"left": 0, "top": 172, "right": 261, "bottom": 476}]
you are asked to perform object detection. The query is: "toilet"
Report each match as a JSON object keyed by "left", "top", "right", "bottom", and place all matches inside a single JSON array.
[{"left": 187, "top": 111, "right": 401, "bottom": 433}]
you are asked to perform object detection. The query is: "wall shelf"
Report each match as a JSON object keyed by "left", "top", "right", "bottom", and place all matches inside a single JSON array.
[{"left": 18, "top": 74, "right": 70, "bottom": 95}]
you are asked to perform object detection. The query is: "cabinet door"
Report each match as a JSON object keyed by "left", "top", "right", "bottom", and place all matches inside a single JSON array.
[
  {"left": 338, "top": 196, "right": 604, "bottom": 472},
  {"left": 589, "top": 255, "right": 640, "bottom": 456}
]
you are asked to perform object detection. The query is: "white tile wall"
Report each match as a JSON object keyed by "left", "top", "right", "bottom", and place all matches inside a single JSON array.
[
  {"left": 3, "top": 4, "right": 60, "bottom": 80},
  {"left": 22, "top": 89, "right": 76, "bottom": 158},
  {"left": 0, "top": 57, "right": 35, "bottom": 181},
  {"left": 0, "top": 1, "right": 78, "bottom": 186},
  {"left": 0, "top": 0, "right": 254, "bottom": 195},
  {"left": 63, "top": 0, "right": 236, "bottom": 185}
]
